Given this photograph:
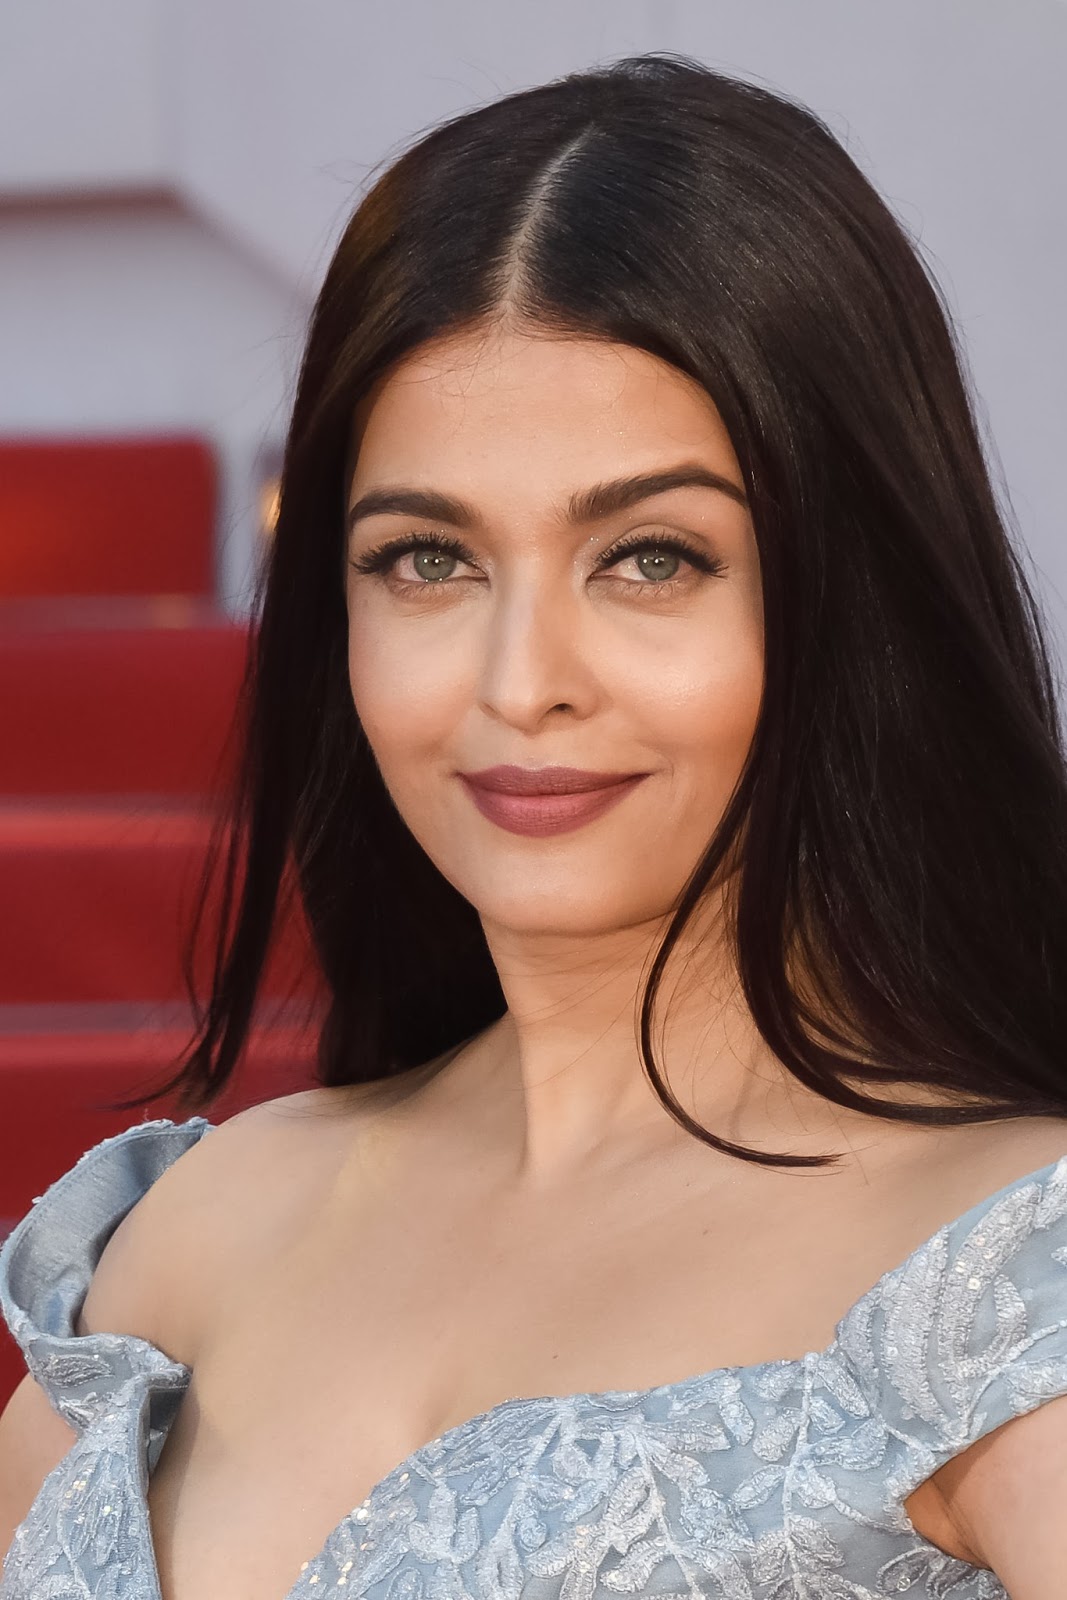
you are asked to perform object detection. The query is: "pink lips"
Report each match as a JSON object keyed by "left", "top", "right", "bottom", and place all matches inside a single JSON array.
[{"left": 457, "top": 765, "right": 649, "bottom": 838}]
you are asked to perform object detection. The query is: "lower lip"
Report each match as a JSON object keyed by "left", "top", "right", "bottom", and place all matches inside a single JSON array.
[{"left": 459, "top": 775, "right": 648, "bottom": 838}]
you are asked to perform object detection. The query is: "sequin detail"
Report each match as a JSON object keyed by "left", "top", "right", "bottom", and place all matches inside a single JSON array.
[{"left": 3, "top": 1119, "right": 1067, "bottom": 1598}]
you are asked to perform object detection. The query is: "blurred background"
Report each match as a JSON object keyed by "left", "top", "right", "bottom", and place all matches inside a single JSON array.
[{"left": 0, "top": 0, "right": 1064, "bottom": 1397}]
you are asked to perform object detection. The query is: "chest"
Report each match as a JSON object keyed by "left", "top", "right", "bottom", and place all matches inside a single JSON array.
[
  {"left": 144, "top": 1164, "right": 965, "bottom": 1599},
  {"left": 134, "top": 1367, "right": 977, "bottom": 1600}
]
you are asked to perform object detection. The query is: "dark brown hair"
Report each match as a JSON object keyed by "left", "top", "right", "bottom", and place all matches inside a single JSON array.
[{"left": 142, "top": 52, "right": 1067, "bottom": 1168}]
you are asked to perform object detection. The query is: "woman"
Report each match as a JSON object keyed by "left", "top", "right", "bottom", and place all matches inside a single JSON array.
[{"left": 2, "top": 50, "right": 1067, "bottom": 1600}]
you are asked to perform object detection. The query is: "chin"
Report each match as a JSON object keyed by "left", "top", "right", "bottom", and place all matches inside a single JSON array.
[{"left": 463, "top": 875, "right": 677, "bottom": 940}]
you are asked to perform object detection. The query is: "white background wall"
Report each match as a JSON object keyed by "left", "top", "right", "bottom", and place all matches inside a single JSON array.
[{"left": 0, "top": 0, "right": 1063, "bottom": 645}]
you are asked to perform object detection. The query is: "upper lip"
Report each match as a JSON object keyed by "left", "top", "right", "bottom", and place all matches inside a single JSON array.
[{"left": 459, "top": 765, "right": 647, "bottom": 796}]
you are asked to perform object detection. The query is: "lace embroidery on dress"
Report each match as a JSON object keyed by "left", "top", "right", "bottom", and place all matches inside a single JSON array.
[{"left": 3, "top": 1120, "right": 1067, "bottom": 1599}]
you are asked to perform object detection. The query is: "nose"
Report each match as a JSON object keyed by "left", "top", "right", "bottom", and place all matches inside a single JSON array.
[{"left": 476, "top": 573, "right": 600, "bottom": 731}]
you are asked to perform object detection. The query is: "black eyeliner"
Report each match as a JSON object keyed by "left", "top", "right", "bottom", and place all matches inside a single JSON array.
[
  {"left": 594, "top": 531, "right": 727, "bottom": 577},
  {"left": 349, "top": 530, "right": 474, "bottom": 576},
  {"left": 349, "top": 528, "right": 727, "bottom": 581}
]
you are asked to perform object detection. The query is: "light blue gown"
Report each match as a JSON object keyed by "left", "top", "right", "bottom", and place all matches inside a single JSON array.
[{"left": 3, "top": 1116, "right": 1067, "bottom": 1599}]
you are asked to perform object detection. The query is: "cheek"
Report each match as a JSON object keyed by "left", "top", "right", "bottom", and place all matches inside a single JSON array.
[
  {"left": 346, "top": 608, "right": 466, "bottom": 765},
  {"left": 625, "top": 622, "right": 764, "bottom": 785}
]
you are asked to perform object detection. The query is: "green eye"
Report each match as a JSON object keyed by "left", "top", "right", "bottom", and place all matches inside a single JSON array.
[
  {"left": 634, "top": 549, "right": 682, "bottom": 581},
  {"left": 412, "top": 549, "right": 459, "bottom": 582},
  {"left": 597, "top": 532, "right": 725, "bottom": 586}
]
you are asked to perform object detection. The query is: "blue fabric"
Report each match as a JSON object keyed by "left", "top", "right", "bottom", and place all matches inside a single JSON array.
[{"left": 4, "top": 1115, "right": 1067, "bottom": 1598}]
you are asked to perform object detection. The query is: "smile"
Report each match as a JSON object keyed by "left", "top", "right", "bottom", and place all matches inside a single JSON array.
[{"left": 457, "top": 771, "right": 649, "bottom": 838}]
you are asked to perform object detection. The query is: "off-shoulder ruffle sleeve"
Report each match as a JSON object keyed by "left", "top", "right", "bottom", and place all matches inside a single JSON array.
[
  {"left": 0, "top": 1117, "right": 214, "bottom": 1436},
  {"left": 834, "top": 1152, "right": 1067, "bottom": 1523}
]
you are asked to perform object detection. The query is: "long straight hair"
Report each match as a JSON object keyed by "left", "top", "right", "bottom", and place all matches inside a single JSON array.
[{"left": 149, "top": 52, "right": 1067, "bottom": 1168}]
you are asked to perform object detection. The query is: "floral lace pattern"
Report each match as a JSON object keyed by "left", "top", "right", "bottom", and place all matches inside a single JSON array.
[{"left": 3, "top": 1117, "right": 1067, "bottom": 1599}]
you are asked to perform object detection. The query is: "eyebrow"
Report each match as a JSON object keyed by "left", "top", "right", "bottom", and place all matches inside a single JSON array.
[{"left": 346, "top": 464, "right": 749, "bottom": 532}]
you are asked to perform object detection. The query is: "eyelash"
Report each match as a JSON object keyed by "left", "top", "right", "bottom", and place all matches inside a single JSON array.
[{"left": 348, "top": 530, "right": 727, "bottom": 595}]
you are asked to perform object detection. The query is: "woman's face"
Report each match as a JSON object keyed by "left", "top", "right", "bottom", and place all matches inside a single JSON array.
[{"left": 345, "top": 324, "right": 764, "bottom": 938}]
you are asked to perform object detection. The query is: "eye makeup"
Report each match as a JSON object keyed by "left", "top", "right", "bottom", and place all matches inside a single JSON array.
[{"left": 348, "top": 527, "right": 728, "bottom": 595}]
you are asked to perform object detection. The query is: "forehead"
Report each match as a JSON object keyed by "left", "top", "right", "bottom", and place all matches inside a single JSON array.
[{"left": 349, "top": 325, "right": 741, "bottom": 491}]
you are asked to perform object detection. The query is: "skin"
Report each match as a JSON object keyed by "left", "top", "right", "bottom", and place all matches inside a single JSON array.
[{"left": 5, "top": 320, "right": 1067, "bottom": 1598}]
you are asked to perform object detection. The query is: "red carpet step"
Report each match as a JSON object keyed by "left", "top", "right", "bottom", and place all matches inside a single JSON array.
[
  {"left": 0, "top": 801, "right": 316, "bottom": 1005},
  {"left": 0, "top": 437, "right": 216, "bottom": 597},
  {"left": 0, "top": 598, "right": 248, "bottom": 797}
]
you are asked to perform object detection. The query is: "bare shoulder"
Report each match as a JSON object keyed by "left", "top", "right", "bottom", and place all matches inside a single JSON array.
[
  {"left": 77, "top": 1084, "right": 383, "bottom": 1360},
  {"left": 0, "top": 1086, "right": 391, "bottom": 1555}
]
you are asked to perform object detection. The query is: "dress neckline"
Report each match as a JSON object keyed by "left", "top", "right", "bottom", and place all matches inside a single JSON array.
[{"left": 133, "top": 1131, "right": 1067, "bottom": 1600}]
